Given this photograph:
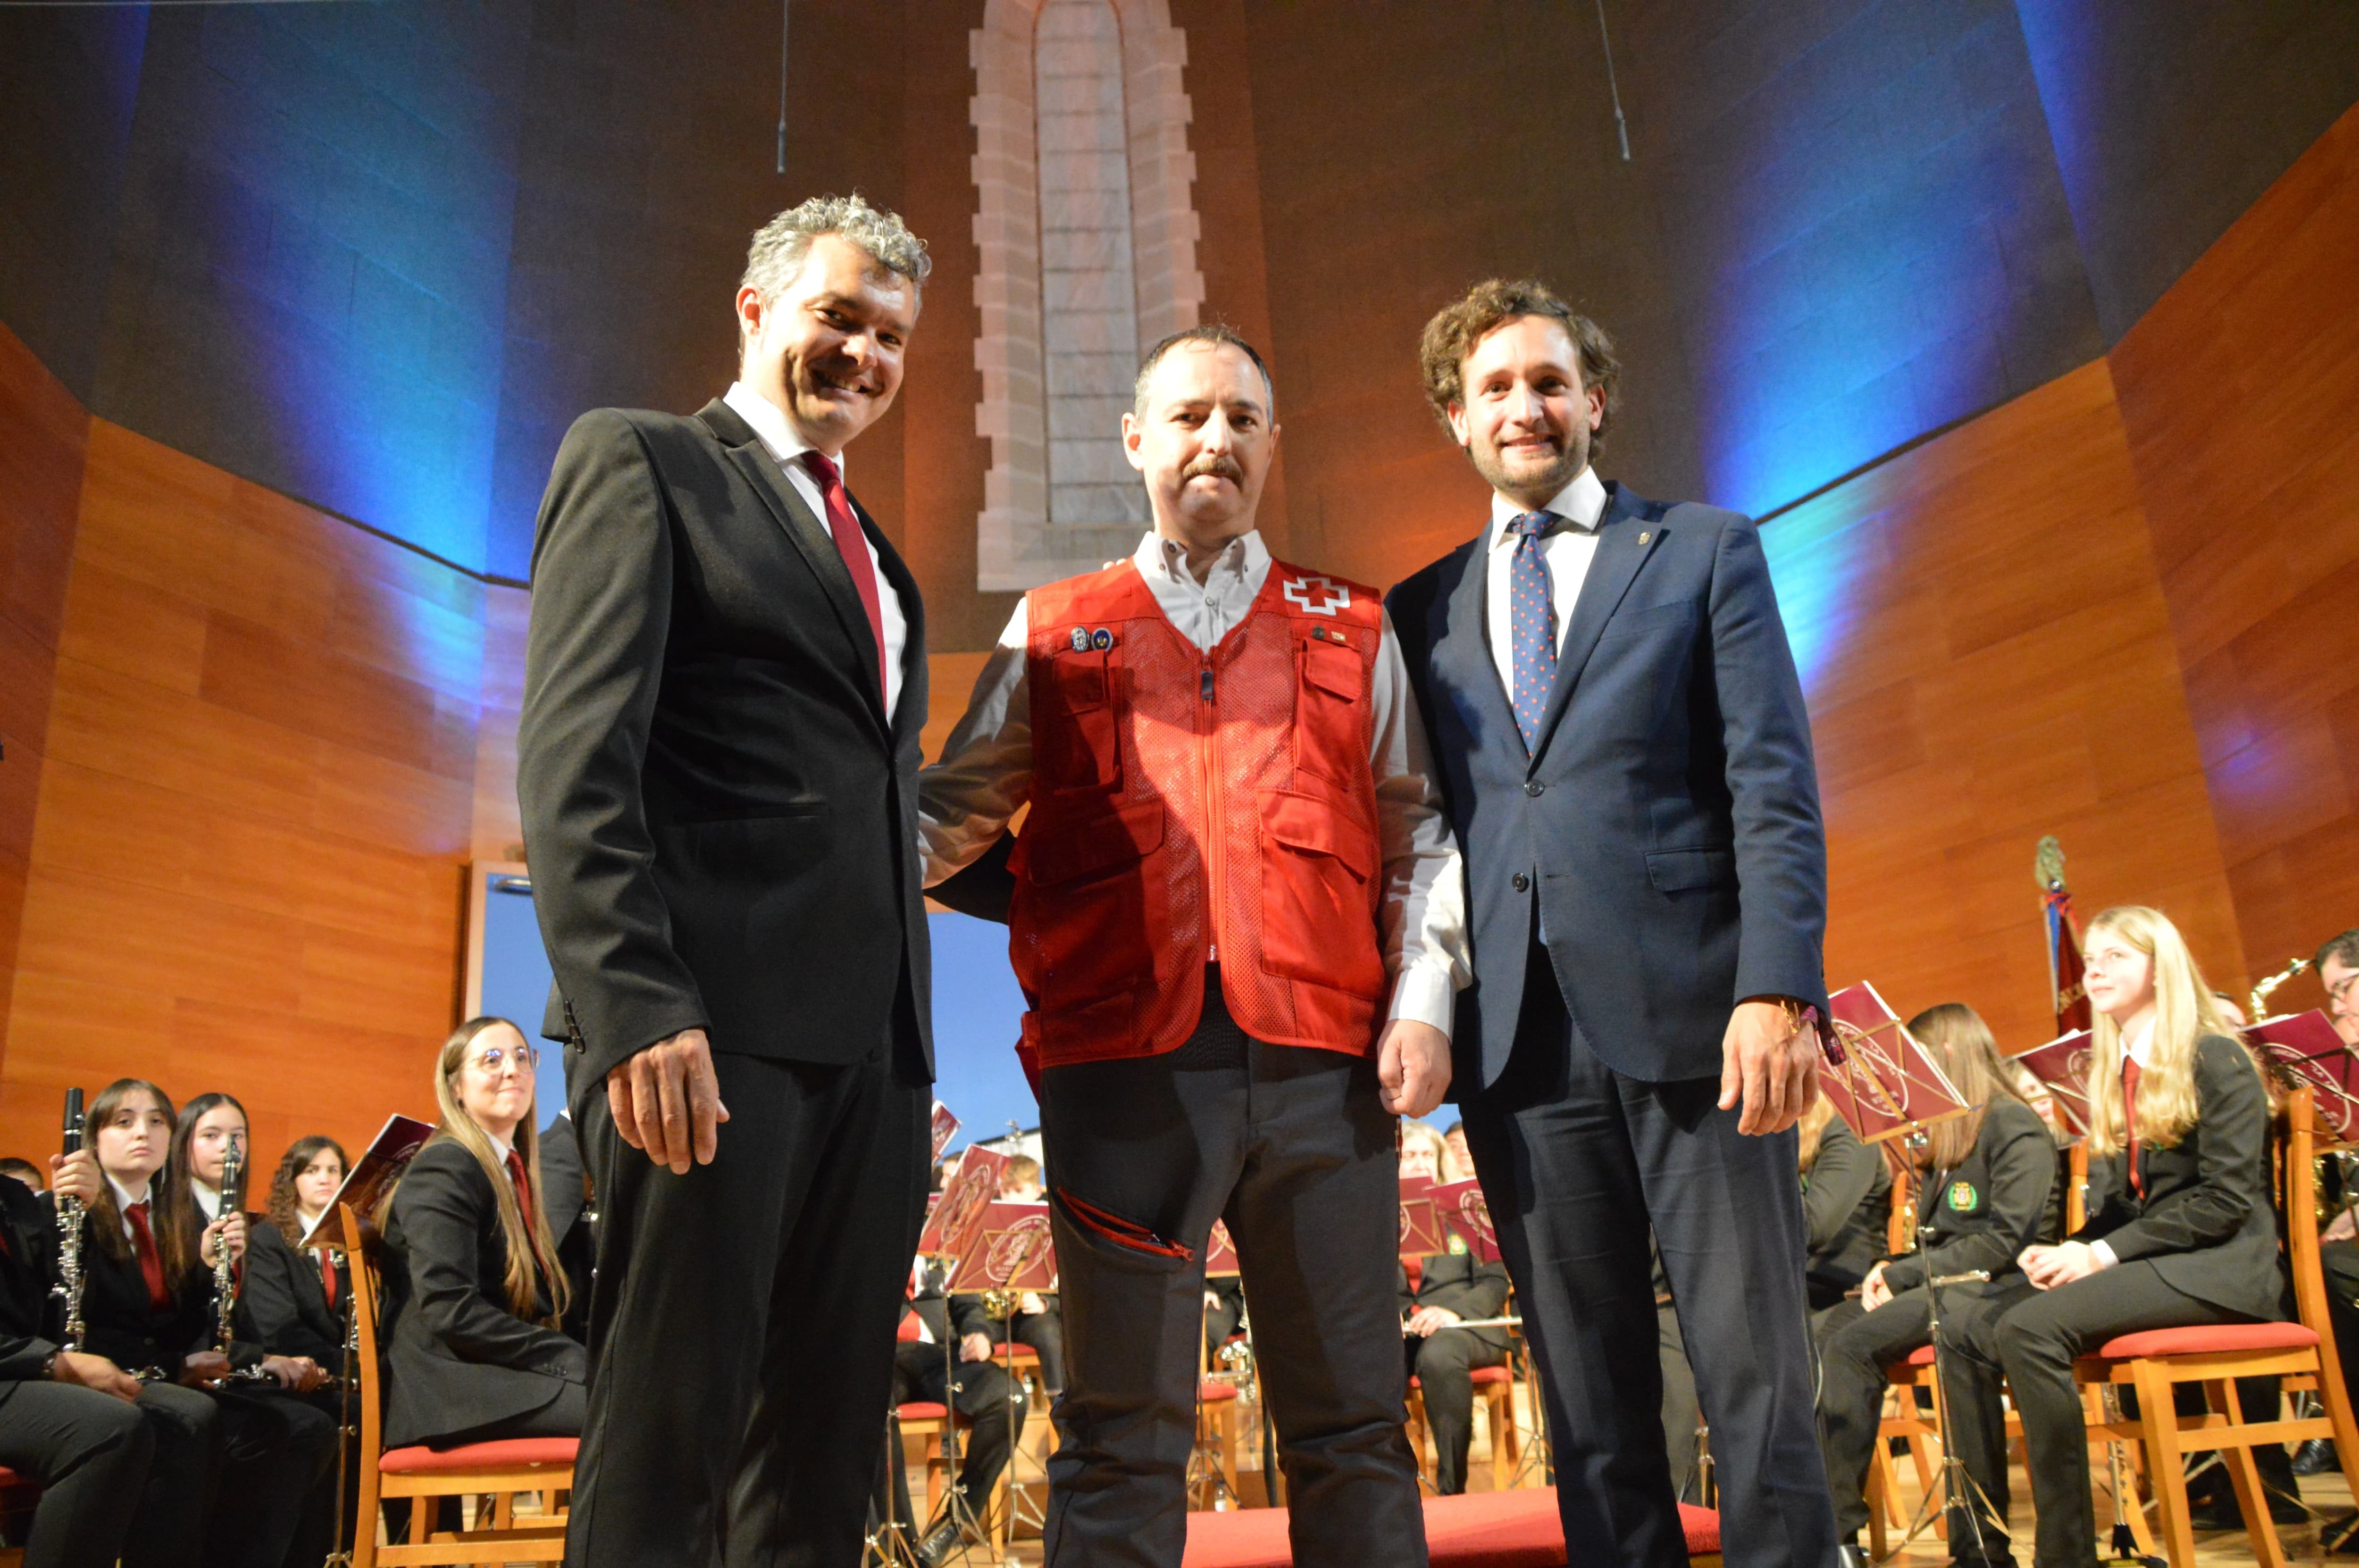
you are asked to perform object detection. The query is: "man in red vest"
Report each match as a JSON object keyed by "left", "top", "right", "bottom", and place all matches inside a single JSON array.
[{"left": 922, "top": 324, "right": 1467, "bottom": 1568}]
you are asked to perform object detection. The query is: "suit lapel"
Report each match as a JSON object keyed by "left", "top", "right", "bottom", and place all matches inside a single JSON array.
[
  {"left": 853, "top": 493, "right": 929, "bottom": 751},
  {"left": 1529, "top": 483, "right": 1663, "bottom": 765},
  {"left": 697, "top": 400, "right": 891, "bottom": 737},
  {"left": 1437, "top": 525, "right": 1525, "bottom": 756}
]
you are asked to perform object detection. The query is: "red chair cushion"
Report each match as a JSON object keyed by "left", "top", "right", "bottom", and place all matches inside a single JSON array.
[
  {"left": 1900, "top": 1345, "right": 1936, "bottom": 1367},
  {"left": 995, "top": 1343, "right": 1041, "bottom": 1360},
  {"left": 1471, "top": 1365, "right": 1513, "bottom": 1385},
  {"left": 379, "top": 1437, "right": 577, "bottom": 1475},
  {"left": 1199, "top": 1381, "right": 1239, "bottom": 1402},
  {"left": 1182, "top": 1487, "right": 1718, "bottom": 1567},
  {"left": 2090, "top": 1322, "right": 2319, "bottom": 1360}
]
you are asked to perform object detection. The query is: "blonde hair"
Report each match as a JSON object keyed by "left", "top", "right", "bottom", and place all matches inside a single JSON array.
[
  {"left": 1400, "top": 1121, "right": 1448, "bottom": 1175},
  {"left": 427, "top": 1018, "right": 569, "bottom": 1325},
  {"left": 1797, "top": 1094, "right": 1837, "bottom": 1172},
  {"left": 2080, "top": 906, "right": 2241, "bottom": 1158},
  {"left": 1906, "top": 1003, "right": 2031, "bottom": 1171}
]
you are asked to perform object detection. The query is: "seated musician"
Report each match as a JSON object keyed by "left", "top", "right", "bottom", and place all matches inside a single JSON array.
[
  {"left": 1203, "top": 1276, "right": 1245, "bottom": 1361},
  {"left": 1798, "top": 1093, "right": 1892, "bottom": 1311},
  {"left": 1397, "top": 1123, "right": 1509, "bottom": 1496},
  {"left": 995, "top": 1156, "right": 1064, "bottom": 1393},
  {"left": 1812, "top": 1003, "right": 2058, "bottom": 1565},
  {"left": 2305, "top": 928, "right": 2359, "bottom": 1485},
  {"left": 82, "top": 1081, "right": 334, "bottom": 1568},
  {"left": 247, "top": 1135, "right": 364, "bottom": 1549},
  {"left": 380, "top": 1018, "right": 585, "bottom": 1452},
  {"left": 1440, "top": 1120, "right": 1473, "bottom": 1183},
  {"left": 894, "top": 1254, "right": 1029, "bottom": 1558},
  {"left": 1939, "top": 907, "right": 2284, "bottom": 1568},
  {"left": 0, "top": 1128, "right": 154, "bottom": 1568}
]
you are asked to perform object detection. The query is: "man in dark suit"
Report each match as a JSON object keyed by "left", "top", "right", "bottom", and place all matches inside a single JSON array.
[
  {"left": 1388, "top": 279, "right": 1836, "bottom": 1568},
  {"left": 1400, "top": 1244, "right": 1511, "bottom": 1496},
  {"left": 519, "top": 193, "right": 936, "bottom": 1568}
]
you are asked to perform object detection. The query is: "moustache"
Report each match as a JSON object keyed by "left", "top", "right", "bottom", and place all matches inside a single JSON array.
[{"left": 1183, "top": 456, "right": 1245, "bottom": 484}]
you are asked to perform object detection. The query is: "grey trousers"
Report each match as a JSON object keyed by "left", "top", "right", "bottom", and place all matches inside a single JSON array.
[{"left": 1036, "top": 972, "right": 1426, "bottom": 1568}]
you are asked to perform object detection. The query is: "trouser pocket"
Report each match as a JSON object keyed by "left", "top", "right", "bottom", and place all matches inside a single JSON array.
[{"left": 1052, "top": 1186, "right": 1194, "bottom": 1262}]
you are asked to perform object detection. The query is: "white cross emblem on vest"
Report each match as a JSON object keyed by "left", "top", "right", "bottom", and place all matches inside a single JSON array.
[{"left": 1281, "top": 575, "right": 1350, "bottom": 616}]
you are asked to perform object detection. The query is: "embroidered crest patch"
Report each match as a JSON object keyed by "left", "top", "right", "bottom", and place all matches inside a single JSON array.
[{"left": 1947, "top": 1181, "right": 1979, "bottom": 1211}]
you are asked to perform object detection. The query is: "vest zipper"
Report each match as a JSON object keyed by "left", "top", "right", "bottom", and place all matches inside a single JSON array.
[{"left": 1200, "top": 652, "right": 1222, "bottom": 967}]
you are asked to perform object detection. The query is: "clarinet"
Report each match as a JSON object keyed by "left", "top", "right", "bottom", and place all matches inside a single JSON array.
[
  {"left": 214, "top": 1144, "right": 244, "bottom": 1353},
  {"left": 52, "top": 1089, "right": 86, "bottom": 1353}
]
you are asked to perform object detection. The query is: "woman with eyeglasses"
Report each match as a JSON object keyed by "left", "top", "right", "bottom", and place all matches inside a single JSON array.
[
  {"left": 380, "top": 1018, "right": 585, "bottom": 1455},
  {"left": 1933, "top": 907, "right": 2284, "bottom": 1568},
  {"left": 77, "top": 1080, "right": 336, "bottom": 1568}
]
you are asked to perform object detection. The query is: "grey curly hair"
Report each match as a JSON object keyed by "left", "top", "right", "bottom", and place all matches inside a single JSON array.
[{"left": 738, "top": 193, "right": 932, "bottom": 348}]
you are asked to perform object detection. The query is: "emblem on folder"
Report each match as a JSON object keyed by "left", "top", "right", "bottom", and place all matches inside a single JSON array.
[{"left": 1281, "top": 575, "right": 1350, "bottom": 616}]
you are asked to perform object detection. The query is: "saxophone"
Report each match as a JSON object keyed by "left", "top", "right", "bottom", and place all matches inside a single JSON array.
[
  {"left": 2251, "top": 957, "right": 2314, "bottom": 1024},
  {"left": 52, "top": 1089, "right": 86, "bottom": 1353}
]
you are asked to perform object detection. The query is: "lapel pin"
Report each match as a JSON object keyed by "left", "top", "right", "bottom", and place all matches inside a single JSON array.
[
  {"left": 1638, "top": 531, "right": 1652, "bottom": 545},
  {"left": 1069, "top": 627, "right": 1090, "bottom": 653},
  {"left": 1091, "top": 628, "right": 1114, "bottom": 651}
]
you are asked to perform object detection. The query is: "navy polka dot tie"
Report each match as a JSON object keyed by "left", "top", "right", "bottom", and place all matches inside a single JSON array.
[{"left": 1506, "top": 510, "right": 1559, "bottom": 751}]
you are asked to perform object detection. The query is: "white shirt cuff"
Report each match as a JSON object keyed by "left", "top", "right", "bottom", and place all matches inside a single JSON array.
[
  {"left": 1387, "top": 967, "right": 1457, "bottom": 1039},
  {"left": 2089, "top": 1241, "right": 2118, "bottom": 1270}
]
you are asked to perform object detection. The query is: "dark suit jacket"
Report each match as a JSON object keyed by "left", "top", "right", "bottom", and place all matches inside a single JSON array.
[
  {"left": 239, "top": 1221, "right": 345, "bottom": 1367},
  {"left": 0, "top": 1178, "right": 59, "bottom": 1392},
  {"left": 379, "top": 1141, "right": 585, "bottom": 1449},
  {"left": 1387, "top": 483, "right": 1828, "bottom": 1087},
  {"left": 2073, "top": 1034, "right": 2283, "bottom": 1320},
  {"left": 1802, "top": 1116, "right": 1891, "bottom": 1295},
  {"left": 535, "top": 1115, "right": 594, "bottom": 1341},
  {"left": 1400, "top": 1250, "right": 1512, "bottom": 1352},
  {"left": 1880, "top": 1096, "right": 2061, "bottom": 1294},
  {"left": 518, "top": 398, "right": 933, "bottom": 1094},
  {"left": 67, "top": 1207, "right": 221, "bottom": 1378}
]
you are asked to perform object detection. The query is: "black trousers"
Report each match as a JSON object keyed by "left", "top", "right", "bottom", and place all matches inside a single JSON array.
[
  {"left": 121, "top": 1382, "right": 216, "bottom": 1568},
  {"left": 568, "top": 1044, "right": 929, "bottom": 1568},
  {"left": 1657, "top": 1300, "right": 1703, "bottom": 1506},
  {"left": 1461, "top": 948, "right": 1837, "bottom": 1568},
  {"left": 1941, "top": 1262, "right": 2250, "bottom": 1568},
  {"left": 204, "top": 1383, "right": 337, "bottom": 1568},
  {"left": 2324, "top": 1239, "right": 2359, "bottom": 1462},
  {"left": 890, "top": 1339, "right": 1027, "bottom": 1513},
  {"left": 0, "top": 1381, "right": 153, "bottom": 1568},
  {"left": 1010, "top": 1305, "right": 1067, "bottom": 1393},
  {"left": 1036, "top": 976, "right": 1424, "bottom": 1568},
  {"left": 1404, "top": 1327, "right": 1506, "bottom": 1494},
  {"left": 1813, "top": 1289, "right": 1953, "bottom": 1541}
]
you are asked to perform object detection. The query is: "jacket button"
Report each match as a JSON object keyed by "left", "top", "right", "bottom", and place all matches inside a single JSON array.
[
  {"left": 1512, "top": 873, "right": 1530, "bottom": 892},
  {"left": 1523, "top": 780, "right": 1545, "bottom": 797}
]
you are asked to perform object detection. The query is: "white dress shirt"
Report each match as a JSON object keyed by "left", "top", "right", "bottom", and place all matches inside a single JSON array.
[
  {"left": 192, "top": 1181, "right": 222, "bottom": 1223},
  {"left": 723, "top": 381, "right": 911, "bottom": 720},
  {"left": 919, "top": 528, "right": 1471, "bottom": 1035},
  {"left": 1482, "top": 465, "right": 1609, "bottom": 703}
]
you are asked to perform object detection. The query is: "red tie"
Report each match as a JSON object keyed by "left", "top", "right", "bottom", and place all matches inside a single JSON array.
[
  {"left": 801, "top": 450, "right": 890, "bottom": 704},
  {"left": 2122, "top": 1057, "right": 2144, "bottom": 1197},
  {"left": 318, "top": 1249, "right": 339, "bottom": 1308},
  {"left": 125, "top": 1201, "right": 171, "bottom": 1311},
  {"left": 506, "top": 1149, "right": 533, "bottom": 1219}
]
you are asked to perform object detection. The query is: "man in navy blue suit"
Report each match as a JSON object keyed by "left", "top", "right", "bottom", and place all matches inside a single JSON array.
[{"left": 1388, "top": 280, "right": 1840, "bottom": 1568}]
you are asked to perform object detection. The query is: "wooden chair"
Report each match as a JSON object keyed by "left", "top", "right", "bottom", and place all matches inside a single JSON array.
[
  {"left": 897, "top": 1401, "right": 950, "bottom": 1520},
  {"left": 2070, "top": 1088, "right": 2359, "bottom": 1568},
  {"left": 345, "top": 1203, "right": 576, "bottom": 1567}
]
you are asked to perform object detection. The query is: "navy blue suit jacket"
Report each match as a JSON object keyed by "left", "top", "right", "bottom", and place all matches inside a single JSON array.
[{"left": 1387, "top": 481, "right": 1828, "bottom": 1091}]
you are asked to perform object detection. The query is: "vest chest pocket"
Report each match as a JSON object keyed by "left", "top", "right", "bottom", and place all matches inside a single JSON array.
[
  {"left": 1017, "top": 800, "right": 1164, "bottom": 1010},
  {"left": 1294, "top": 637, "right": 1367, "bottom": 784},
  {"left": 1042, "top": 649, "right": 1123, "bottom": 794}
]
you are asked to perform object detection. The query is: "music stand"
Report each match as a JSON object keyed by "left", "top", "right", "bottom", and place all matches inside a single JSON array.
[
  {"left": 938, "top": 1198, "right": 1054, "bottom": 1561},
  {"left": 911, "top": 1150, "right": 1012, "bottom": 1564},
  {"left": 1819, "top": 984, "right": 1996, "bottom": 1564},
  {"left": 2006, "top": 1029, "right": 2096, "bottom": 1138}
]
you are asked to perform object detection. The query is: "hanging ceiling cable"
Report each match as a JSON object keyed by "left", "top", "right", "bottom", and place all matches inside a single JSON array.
[
  {"left": 775, "top": 0, "right": 791, "bottom": 175},
  {"left": 1593, "top": 0, "right": 1631, "bottom": 162}
]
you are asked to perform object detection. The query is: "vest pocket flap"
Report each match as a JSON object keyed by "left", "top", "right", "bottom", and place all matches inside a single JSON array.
[
  {"left": 1302, "top": 640, "right": 1364, "bottom": 701},
  {"left": 1027, "top": 800, "right": 1165, "bottom": 885},
  {"left": 1050, "top": 650, "right": 1110, "bottom": 710},
  {"left": 1646, "top": 846, "right": 1735, "bottom": 892},
  {"left": 1262, "top": 791, "right": 1375, "bottom": 883}
]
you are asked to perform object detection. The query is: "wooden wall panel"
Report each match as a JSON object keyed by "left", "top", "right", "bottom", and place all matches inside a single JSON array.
[
  {"left": 0, "top": 325, "right": 85, "bottom": 1072},
  {"left": 1764, "top": 360, "right": 2242, "bottom": 1052},
  {"left": 2111, "top": 100, "right": 2359, "bottom": 1009},
  {"left": 0, "top": 418, "right": 495, "bottom": 1167}
]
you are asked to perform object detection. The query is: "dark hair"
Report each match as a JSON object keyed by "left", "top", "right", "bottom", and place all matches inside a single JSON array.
[
  {"left": 266, "top": 1135, "right": 350, "bottom": 1248},
  {"left": 85, "top": 1080, "right": 194, "bottom": 1280},
  {"left": 160, "top": 1093, "right": 249, "bottom": 1272},
  {"left": 2317, "top": 928, "right": 2359, "bottom": 975},
  {"left": 0, "top": 1158, "right": 42, "bottom": 1188},
  {"left": 1133, "top": 323, "right": 1275, "bottom": 418},
  {"left": 1417, "top": 277, "right": 1620, "bottom": 444}
]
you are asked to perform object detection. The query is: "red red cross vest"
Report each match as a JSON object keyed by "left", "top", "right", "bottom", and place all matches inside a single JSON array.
[{"left": 1010, "top": 556, "right": 1389, "bottom": 1070}]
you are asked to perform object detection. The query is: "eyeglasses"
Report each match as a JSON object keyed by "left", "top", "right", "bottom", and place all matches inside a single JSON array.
[
  {"left": 2330, "top": 973, "right": 2359, "bottom": 1004},
  {"left": 471, "top": 1044, "right": 538, "bottom": 1074}
]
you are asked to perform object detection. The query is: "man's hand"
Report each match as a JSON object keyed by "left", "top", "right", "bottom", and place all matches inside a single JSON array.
[
  {"left": 959, "top": 1332, "right": 993, "bottom": 1364},
  {"left": 1859, "top": 1260, "right": 1892, "bottom": 1312},
  {"left": 49, "top": 1149, "right": 101, "bottom": 1207},
  {"left": 2326, "top": 1207, "right": 2358, "bottom": 1245},
  {"left": 1718, "top": 998, "right": 1819, "bottom": 1136},
  {"left": 2019, "top": 1241, "right": 2103, "bottom": 1290},
  {"left": 1405, "top": 1306, "right": 1463, "bottom": 1338},
  {"left": 608, "top": 1028, "right": 730, "bottom": 1175},
  {"left": 1378, "top": 1020, "right": 1452, "bottom": 1118},
  {"left": 51, "top": 1351, "right": 139, "bottom": 1402}
]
